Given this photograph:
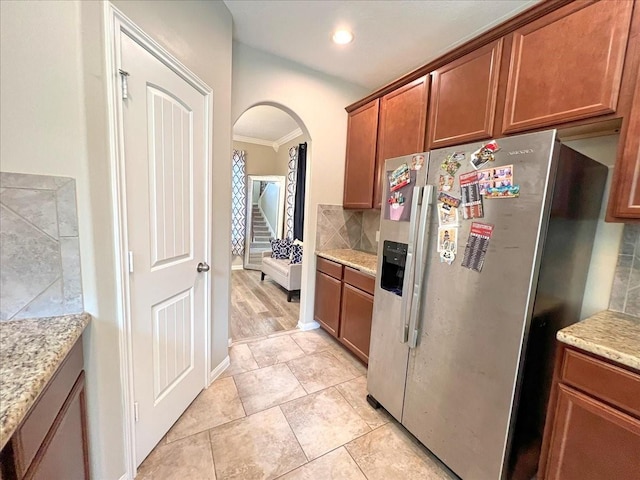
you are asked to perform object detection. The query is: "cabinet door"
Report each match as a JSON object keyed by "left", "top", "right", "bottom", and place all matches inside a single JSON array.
[
  {"left": 343, "top": 99, "right": 379, "bottom": 209},
  {"left": 502, "top": 0, "right": 633, "bottom": 134},
  {"left": 339, "top": 284, "right": 373, "bottom": 364},
  {"left": 427, "top": 39, "right": 502, "bottom": 149},
  {"left": 544, "top": 384, "right": 640, "bottom": 480},
  {"left": 374, "top": 76, "right": 429, "bottom": 208},
  {"left": 26, "top": 373, "right": 89, "bottom": 480},
  {"left": 608, "top": 61, "right": 640, "bottom": 219},
  {"left": 314, "top": 271, "right": 342, "bottom": 337}
]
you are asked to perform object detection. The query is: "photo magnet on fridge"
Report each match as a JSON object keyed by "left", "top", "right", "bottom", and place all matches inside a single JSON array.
[
  {"left": 437, "top": 226, "right": 458, "bottom": 253},
  {"left": 438, "top": 174, "right": 454, "bottom": 192},
  {"left": 411, "top": 154, "right": 425, "bottom": 170},
  {"left": 470, "top": 140, "right": 501, "bottom": 170},
  {"left": 438, "top": 203, "right": 459, "bottom": 227},
  {"left": 441, "top": 153, "right": 463, "bottom": 176}
]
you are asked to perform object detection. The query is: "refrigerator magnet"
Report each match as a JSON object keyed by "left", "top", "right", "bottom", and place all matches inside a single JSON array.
[
  {"left": 437, "top": 226, "right": 458, "bottom": 253},
  {"left": 438, "top": 203, "right": 459, "bottom": 227},
  {"left": 459, "top": 171, "right": 484, "bottom": 219},
  {"left": 441, "top": 154, "right": 462, "bottom": 176},
  {"left": 461, "top": 222, "right": 494, "bottom": 272},
  {"left": 437, "top": 192, "right": 461, "bottom": 208},
  {"left": 411, "top": 154, "right": 425, "bottom": 170},
  {"left": 438, "top": 174, "right": 454, "bottom": 192},
  {"left": 470, "top": 141, "right": 500, "bottom": 170},
  {"left": 440, "top": 249, "right": 456, "bottom": 265},
  {"left": 389, "top": 163, "right": 411, "bottom": 192}
]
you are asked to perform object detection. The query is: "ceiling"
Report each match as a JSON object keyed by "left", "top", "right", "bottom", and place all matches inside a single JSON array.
[
  {"left": 224, "top": 0, "right": 538, "bottom": 90},
  {"left": 233, "top": 105, "right": 301, "bottom": 149}
]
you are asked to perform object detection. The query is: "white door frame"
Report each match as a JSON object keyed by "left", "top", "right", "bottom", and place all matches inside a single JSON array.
[{"left": 103, "top": 3, "right": 213, "bottom": 476}]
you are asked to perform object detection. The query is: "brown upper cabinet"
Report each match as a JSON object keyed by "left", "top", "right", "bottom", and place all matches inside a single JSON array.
[
  {"left": 427, "top": 39, "right": 503, "bottom": 149},
  {"left": 608, "top": 61, "right": 640, "bottom": 220},
  {"left": 502, "top": 0, "right": 633, "bottom": 134},
  {"left": 374, "top": 76, "right": 429, "bottom": 208},
  {"left": 343, "top": 99, "right": 379, "bottom": 209}
]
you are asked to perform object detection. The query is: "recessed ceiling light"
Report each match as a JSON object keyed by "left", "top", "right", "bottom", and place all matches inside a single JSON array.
[{"left": 332, "top": 29, "right": 354, "bottom": 45}]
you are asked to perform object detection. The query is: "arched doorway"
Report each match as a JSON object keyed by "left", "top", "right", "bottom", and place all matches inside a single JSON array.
[{"left": 230, "top": 105, "right": 310, "bottom": 341}]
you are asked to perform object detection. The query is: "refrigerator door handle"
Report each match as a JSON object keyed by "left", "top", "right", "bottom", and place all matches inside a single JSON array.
[
  {"left": 408, "top": 184, "right": 434, "bottom": 349},
  {"left": 399, "top": 186, "right": 424, "bottom": 343}
]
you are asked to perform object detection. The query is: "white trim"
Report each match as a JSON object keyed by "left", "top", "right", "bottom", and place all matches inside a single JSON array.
[
  {"left": 208, "top": 356, "right": 231, "bottom": 386},
  {"left": 231, "top": 264, "right": 244, "bottom": 271},
  {"left": 104, "top": 3, "right": 213, "bottom": 476},
  {"left": 274, "top": 128, "right": 303, "bottom": 149},
  {"left": 233, "top": 134, "right": 275, "bottom": 149},
  {"left": 118, "top": 473, "right": 129, "bottom": 480},
  {"left": 233, "top": 127, "right": 302, "bottom": 152},
  {"left": 297, "top": 320, "right": 320, "bottom": 331}
]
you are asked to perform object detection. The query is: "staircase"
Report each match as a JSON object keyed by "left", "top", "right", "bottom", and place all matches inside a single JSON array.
[{"left": 249, "top": 205, "right": 272, "bottom": 265}]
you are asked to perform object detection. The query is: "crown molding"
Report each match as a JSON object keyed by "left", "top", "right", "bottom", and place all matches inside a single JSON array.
[
  {"left": 233, "top": 128, "right": 303, "bottom": 152},
  {"left": 233, "top": 134, "right": 275, "bottom": 149},
  {"left": 274, "top": 128, "right": 303, "bottom": 151}
]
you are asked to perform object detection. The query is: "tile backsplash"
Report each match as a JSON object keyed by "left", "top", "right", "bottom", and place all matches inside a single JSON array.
[
  {"left": 0, "top": 172, "right": 83, "bottom": 321},
  {"left": 316, "top": 205, "right": 380, "bottom": 254},
  {"left": 609, "top": 224, "right": 640, "bottom": 316}
]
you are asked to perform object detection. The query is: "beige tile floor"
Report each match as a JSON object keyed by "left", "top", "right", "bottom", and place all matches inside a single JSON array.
[{"left": 137, "top": 328, "right": 456, "bottom": 480}]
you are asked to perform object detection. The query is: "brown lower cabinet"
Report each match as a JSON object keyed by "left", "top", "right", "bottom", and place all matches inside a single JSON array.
[
  {"left": 0, "top": 339, "right": 89, "bottom": 480},
  {"left": 539, "top": 345, "right": 640, "bottom": 480},
  {"left": 314, "top": 257, "right": 375, "bottom": 364}
]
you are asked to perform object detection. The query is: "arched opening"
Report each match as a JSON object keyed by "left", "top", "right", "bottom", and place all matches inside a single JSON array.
[{"left": 230, "top": 104, "right": 310, "bottom": 341}]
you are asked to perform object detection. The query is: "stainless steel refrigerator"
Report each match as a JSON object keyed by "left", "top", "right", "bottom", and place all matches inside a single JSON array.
[{"left": 367, "top": 130, "right": 606, "bottom": 480}]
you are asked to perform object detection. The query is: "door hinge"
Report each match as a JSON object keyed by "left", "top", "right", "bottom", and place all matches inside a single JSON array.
[
  {"left": 134, "top": 402, "right": 139, "bottom": 422},
  {"left": 118, "top": 69, "right": 130, "bottom": 100},
  {"left": 128, "top": 251, "right": 134, "bottom": 273}
]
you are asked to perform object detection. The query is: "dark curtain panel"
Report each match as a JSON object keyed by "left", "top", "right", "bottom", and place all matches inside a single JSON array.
[{"left": 293, "top": 142, "right": 307, "bottom": 241}]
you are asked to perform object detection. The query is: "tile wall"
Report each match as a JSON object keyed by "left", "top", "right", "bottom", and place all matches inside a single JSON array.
[
  {"left": 609, "top": 223, "right": 640, "bottom": 316},
  {"left": 0, "top": 172, "right": 83, "bottom": 321},
  {"left": 315, "top": 205, "right": 380, "bottom": 254}
]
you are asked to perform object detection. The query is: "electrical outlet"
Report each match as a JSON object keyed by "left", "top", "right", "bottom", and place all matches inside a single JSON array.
[{"left": 375, "top": 230, "right": 380, "bottom": 242}]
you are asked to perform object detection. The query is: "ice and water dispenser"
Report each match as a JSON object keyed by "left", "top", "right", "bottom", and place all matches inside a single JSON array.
[{"left": 380, "top": 240, "right": 408, "bottom": 296}]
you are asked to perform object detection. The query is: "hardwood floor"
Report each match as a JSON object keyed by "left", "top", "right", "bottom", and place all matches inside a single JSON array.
[{"left": 231, "top": 269, "right": 300, "bottom": 341}]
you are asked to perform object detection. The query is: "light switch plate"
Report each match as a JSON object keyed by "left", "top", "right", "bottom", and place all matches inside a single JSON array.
[{"left": 375, "top": 230, "right": 380, "bottom": 242}]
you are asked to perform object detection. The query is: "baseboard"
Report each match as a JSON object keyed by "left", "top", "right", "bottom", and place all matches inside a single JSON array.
[
  {"left": 118, "top": 473, "right": 129, "bottom": 480},
  {"left": 297, "top": 320, "right": 320, "bottom": 331},
  {"left": 208, "top": 356, "right": 230, "bottom": 386},
  {"left": 231, "top": 264, "right": 244, "bottom": 271},
  {"left": 228, "top": 337, "right": 232, "bottom": 347}
]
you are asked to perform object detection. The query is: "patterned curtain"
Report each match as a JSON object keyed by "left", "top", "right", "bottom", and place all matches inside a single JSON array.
[
  {"left": 231, "top": 150, "right": 246, "bottom": 255},
  {"left": 285, "top": 146, "right": 298, "bottom": 240}
]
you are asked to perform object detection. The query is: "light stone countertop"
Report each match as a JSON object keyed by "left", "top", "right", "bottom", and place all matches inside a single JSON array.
[
  {"left": 557, "top": 310, "right": 640, "bottom": 371},
  {"left": 317, "top": 249, "right": 378, "bottom": 276},
  {"left": 0, "top": 313, "right": 90, "bottom": 449}
]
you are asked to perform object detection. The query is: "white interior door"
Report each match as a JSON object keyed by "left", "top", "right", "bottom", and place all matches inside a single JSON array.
[{"left": 120, "top": 31, "right": 208, "bottom": 465}]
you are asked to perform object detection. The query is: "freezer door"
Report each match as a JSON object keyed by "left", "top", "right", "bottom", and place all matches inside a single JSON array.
[
  {"left": 401, "top": 131, "right": 559, "bottom": 479},
  {"left": 367, "top": 153, "right": 428, "bottom": 421}
]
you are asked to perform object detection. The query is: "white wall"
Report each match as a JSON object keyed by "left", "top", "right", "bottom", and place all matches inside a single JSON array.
[
  {"left": 563, "top": 135, "right": 624, "bottom": 319},
  {"left": 1, "top": 1, "right": 233, "bottom": 478},
  {"left": 232, "top": 42, "right": 367, "bottom": 327}
]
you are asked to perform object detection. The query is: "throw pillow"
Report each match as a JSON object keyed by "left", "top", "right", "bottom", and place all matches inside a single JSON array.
[
  {"left": 290, "top": 244, "right": 303, "bottom": 264},
  {"left": 270, "top": 238, "right": 291, "bottom": 259}
]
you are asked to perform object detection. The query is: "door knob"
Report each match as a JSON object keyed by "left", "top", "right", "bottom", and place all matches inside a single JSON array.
[{"left": 197, "top": 262, "right": 210, "bottom": 273}]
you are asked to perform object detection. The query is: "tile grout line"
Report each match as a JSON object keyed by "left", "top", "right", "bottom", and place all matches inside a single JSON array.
[
  {"left": 277, "top": 404, "right": 311, "bottom": 464},
  {"left": 344, "top": 443, "right": 371, "bottom": 480}
]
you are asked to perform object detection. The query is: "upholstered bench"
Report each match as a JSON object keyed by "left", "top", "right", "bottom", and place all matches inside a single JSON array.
[{"left": 260, "top": 251, "right": 301, "bottom": 302}]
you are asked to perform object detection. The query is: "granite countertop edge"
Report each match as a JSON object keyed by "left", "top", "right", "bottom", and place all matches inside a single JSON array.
[
  {"left": 316, "top": 249, "right": 378, "bottom": 276},
  {"left": 556, "top": 310, "right": 639, "bottom": 371},
  {"left": 0, "top": 312, "right": 91, "bottom": 450}
]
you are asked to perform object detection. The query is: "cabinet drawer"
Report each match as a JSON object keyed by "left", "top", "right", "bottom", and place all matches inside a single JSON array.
[
  {"left": 316, "top": 257, "right": 343, "bottom": 280},
  {"left": 13, "top": 341, "right": 83, "bottom": 476},
  {"left": 561, "top": 348, "right": 640, "bottom": 418},
  {"left": 343, "top": 267, "right": 375, "bottom": 295}
]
